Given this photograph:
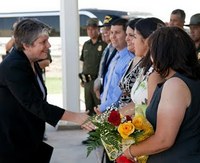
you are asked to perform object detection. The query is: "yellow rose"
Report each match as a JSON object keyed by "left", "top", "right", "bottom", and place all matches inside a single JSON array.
[
  {"left": 118, "top": 121, "right": 135, "bottom": 139},
  {"left": 132, "top": 115, "right": 145, "bottom": 130}
]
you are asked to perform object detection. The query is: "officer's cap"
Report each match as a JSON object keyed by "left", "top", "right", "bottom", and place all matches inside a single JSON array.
[
  {"left": 185, "top": 13, "right": 200, "bottom": 26},
  {"left": 86, "top": 18, "right": 99, "bottom": 27},
  {"left": 99, "top": 15, "right": 120, "bottom": 27}
]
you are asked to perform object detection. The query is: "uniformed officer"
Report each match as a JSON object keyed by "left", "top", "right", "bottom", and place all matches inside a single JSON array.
[
  {"left": 185, "top": 13, "right": 200, "bottom": 60},
  {"left": 80, "top": 18, "right": 107, "bottom": 116}
]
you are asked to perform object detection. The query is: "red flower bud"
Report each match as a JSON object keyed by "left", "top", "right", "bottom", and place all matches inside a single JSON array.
[
  {"left": 126, "top": 115, "right": 132, "bottom": 121},
  {"left": 116, "top": 155, "right": 134, "bottom": 163}
]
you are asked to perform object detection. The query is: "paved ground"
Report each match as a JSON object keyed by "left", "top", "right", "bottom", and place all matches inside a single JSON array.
[
  {"left": 46, "top": 124, "right": 102, "bottom": 163},
  {"left": 46, "top": 94, "right": 103, "bottom": 163}
]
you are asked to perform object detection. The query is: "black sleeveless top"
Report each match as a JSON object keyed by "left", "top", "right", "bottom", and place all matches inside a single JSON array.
[{"left": 146, "top": 73, "right": 200, "bottom": 163}]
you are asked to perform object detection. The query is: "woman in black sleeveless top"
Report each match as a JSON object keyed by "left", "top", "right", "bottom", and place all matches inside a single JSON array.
[{"left": 123, "top": 27, "right": 200, "bottom": 163}]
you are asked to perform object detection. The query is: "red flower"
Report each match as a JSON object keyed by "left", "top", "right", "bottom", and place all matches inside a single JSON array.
[
  {"left": 126, "top": 115, "right": 132, "bottom": 121},
  {"left": 116, "top": 155, "right": 134, "bottom": 163},
  {"left": 108, "top": 110, "right": 121, "bottom": 126}
]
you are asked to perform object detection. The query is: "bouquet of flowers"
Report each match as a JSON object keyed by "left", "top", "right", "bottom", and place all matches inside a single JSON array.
[{"left": 85, "top": 105, "right": 154, "bottom": 163}]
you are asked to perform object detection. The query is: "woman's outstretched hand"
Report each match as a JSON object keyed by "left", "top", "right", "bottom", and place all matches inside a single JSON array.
[{"left": 61, "top": 110, "right": 96, "bottom": 131}]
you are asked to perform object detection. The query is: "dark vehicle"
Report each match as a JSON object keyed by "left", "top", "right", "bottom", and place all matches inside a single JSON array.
[
  {"left": 0, "top": 9, "right": 129, "bottom": 56},
  {"left": 79, "top": 8, "right": 129, "bottom": 36},
  {"left": 0, "top": 9, "right": 150, "bottom": 56}
]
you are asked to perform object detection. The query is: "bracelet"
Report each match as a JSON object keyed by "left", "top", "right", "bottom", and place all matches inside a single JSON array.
[{"left": 128, "top": 146, "right": 137, "bottom": 162}]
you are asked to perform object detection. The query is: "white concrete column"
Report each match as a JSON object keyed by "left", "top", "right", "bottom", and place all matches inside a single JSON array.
[{"left": 58, "top": 0, "right": 80, "bottom": 129}]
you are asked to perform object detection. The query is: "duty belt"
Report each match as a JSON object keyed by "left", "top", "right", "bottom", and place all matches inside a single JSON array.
[{"left": 79, "top": 73, "right": 97, "bottom": 83}]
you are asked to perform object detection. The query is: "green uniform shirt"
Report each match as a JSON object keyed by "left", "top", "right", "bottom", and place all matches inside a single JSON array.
[{"left": 80, "top": 36, "right": 107, "bottom": 77}]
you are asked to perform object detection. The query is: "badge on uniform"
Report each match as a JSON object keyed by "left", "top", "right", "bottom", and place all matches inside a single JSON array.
[{"left": 97, "top": 45, "right": 102, "bottom": 52}]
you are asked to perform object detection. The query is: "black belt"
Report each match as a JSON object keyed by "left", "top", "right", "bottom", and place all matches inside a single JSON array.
[{"left": 79, "top": 73, "right": 97, "bottom": 83}]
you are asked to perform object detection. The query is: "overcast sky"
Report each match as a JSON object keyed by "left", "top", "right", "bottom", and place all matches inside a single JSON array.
[{"left": 0, "top": 0, "right": 199, "bottom": 23}]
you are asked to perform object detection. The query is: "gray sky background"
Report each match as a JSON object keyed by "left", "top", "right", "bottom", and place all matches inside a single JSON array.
[{"left": 0, "top": 0, "right": 199, "bottom": 23}]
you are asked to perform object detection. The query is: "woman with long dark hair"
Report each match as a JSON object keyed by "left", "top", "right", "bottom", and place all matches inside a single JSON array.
[{"left": 124, "top": 27, "right": 200, "bottom": 163}]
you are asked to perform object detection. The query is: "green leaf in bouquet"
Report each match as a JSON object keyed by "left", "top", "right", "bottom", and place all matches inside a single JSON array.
[
  {"left": 86, "top": 127, "right": 102, "bottom": 157},
  {"left": 86, "top": 120, "right": 114, "bottom": 157}
]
